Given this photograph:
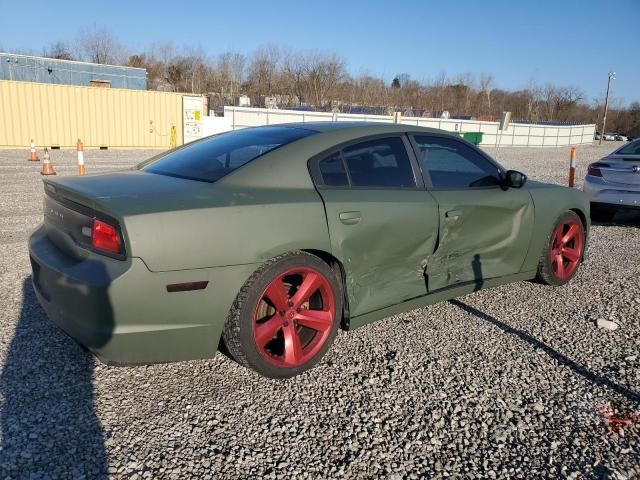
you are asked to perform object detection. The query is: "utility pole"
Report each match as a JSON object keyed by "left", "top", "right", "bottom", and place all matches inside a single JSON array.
[{"left": 599, "top": 72, "right": 616, "bottom": 145}]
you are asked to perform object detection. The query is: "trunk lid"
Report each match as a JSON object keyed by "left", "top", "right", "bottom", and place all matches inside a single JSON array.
[
  {"left": 41, "top": 169, "right": 230, "bottom": 260},
  {"left": 599, "top": 156, "right": 640, "bottom": 186},
  {"left": 47, "top": 170, "right": 215, "bottom": 216},
  {"left": 42, "top": 184, "right": 96, "bottom": 260}
]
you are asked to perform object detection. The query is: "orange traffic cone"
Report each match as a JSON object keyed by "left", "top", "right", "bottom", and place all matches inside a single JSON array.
[
  {"left": 77, "top": 138, "right": 85, "bottom": 175},
  {"left": 28, "top": 139, "right": 39, "bottom": 161},
  {"left": 40, "top": 148, "right": 56, "bottom": 176}
]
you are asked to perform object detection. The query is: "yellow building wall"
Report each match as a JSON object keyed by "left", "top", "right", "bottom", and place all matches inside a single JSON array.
[{"left": 0, "top": 80, "right": 194, "bottom": 149}]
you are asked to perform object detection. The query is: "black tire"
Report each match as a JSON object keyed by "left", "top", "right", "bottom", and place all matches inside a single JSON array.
[
  {"left": 223, "top": 251, "right": 343, "bottom": 378},
  {"left": 535, "top": 210, "right": 585, "bottom": 286}
]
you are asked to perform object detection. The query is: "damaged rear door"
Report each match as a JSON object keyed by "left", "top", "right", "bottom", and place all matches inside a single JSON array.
[
  {"left": 309, "top": 135, "right": 439, "bottom": 317},
  {"left": 410, "top": 134, "right": 534, "bottom": 291}
]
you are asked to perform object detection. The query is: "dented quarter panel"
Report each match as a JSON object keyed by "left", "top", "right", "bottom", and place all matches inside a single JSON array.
[{"left": 520, "top": 181, "right": 590, "bottom": 272}]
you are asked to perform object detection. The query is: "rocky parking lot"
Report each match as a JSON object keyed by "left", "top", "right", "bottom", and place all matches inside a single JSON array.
[{"left": 0, "top": 143, "right": 638, "bottom": 479}]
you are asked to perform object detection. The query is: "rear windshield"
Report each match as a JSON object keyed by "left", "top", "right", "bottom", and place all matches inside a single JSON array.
[
  {"left": 142, "top": 126, "right": 316, "bottom": 182},
  {"left": 616, "top": 140, "right": 640, "bottom": 156}
]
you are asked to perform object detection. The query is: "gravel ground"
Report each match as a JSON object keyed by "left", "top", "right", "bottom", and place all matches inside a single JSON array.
[{"left": 0, "top": 142, "right": 638, "bottom": 479}]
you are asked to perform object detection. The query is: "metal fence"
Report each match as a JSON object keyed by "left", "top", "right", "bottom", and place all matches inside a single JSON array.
[{"left": 225, "top": 107, "right": 596, "bottom": 147}]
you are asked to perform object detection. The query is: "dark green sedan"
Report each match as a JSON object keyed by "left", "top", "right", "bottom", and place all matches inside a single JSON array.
[{"left": 29, "top": 123, "right": 589, "bottom": 378}]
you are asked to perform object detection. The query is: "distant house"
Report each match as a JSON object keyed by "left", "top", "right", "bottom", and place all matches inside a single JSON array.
[
  {"left": 0, "top": 52, "right": 147, "bottom": 90},
  {"left": 235, "top": 95, "right": 251, "bottom": 107}
]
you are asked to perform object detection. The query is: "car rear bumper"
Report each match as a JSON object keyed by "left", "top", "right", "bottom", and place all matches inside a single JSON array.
[
  {"left": 29, "top": 224, "right": 257, "bottom": 365},
  {"left": 583, "top": 176, "right": 640, "bottom": 209}
]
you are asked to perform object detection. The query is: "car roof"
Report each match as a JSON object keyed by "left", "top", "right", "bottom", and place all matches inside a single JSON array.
[{"left": 218, "top": 122, "right": 458, "bottom": 190}]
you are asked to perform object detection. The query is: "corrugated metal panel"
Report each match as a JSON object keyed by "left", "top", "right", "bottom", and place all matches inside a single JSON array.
[
  {"left": 0, "top": 53, "right": 147, "bottom": 90},
  {"left": 0, "top": 80, "right": 199, "bottom": 149}
]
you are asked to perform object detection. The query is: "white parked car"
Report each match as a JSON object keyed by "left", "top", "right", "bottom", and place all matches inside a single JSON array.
[
  {"left": 602, "top": 133, "right": 617, "bottom": 141},
  {"left": 584, "top": 139, "right": 640, "bottom": 218}
]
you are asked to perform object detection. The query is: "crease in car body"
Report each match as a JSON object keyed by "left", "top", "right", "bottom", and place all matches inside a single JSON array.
[
  {"left": 355, "top": 234, "right": 436, "bottom": 312},
  {"left": 424, "top": 189, "right": 534, "bottom": 291},
  {"left": 318, "top": 190, "right": 439, "bottom": 318}
]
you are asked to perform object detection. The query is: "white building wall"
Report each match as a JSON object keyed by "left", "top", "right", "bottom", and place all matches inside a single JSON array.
[{"left": 223, "top": 107, "right": 596, "bottom": 147}]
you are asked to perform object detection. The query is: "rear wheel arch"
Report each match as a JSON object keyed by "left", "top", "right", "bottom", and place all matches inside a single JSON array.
[
  {"left": 570, "top": 207, "right": 588, "bottom": 231},
  {"left": 302, "top": 249, "right": 350, "bottom": 330},
  {"left": 570, "top": 208, "right": 588, "bottom": 260}
]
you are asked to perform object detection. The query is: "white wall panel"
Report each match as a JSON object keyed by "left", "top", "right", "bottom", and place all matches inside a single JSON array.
[{"left": 222, "top": 107, "right": 596, "bottom": 147}]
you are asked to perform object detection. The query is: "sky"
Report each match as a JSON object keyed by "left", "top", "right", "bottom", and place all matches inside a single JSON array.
[{"left": 0, "top": 0, "right": 638, "bottom": 105}]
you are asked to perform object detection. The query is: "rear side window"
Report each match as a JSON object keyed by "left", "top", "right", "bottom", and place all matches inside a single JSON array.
[
  {"left": 616, "top": 140, "right": 640, "bottom": 155},
  {"left": 413, "top": 135, "right": 501, "bottom": 188},
  {"left": 318, "top": 152, "right": 349, "bottom": 186},
  {"left": 334, "top": 137, "right": 415, "bottom": 188},
  {"left": 143, "top": 126, "right": 315, "bottom": 183}
]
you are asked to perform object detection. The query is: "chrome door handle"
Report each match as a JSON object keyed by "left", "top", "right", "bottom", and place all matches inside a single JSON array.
[
  {"left": 339, "top": 211, "right": 362, "bottom": 225},
  {"left": 445, "top": 210, "right": 462, "bottom": 221}
]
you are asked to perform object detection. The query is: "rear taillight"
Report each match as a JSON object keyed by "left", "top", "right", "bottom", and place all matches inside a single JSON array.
[
  {"left": 587, "top": 163, "right": 603, "bottom": 177},
  {"left": 92, "top": 219, "right": 122, "bottom": 255}
]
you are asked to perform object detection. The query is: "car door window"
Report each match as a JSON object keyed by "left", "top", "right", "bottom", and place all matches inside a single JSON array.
[
  {"left": 413, "top": 135, "right": 501, "bottom": 188},
  {"left": 342, "top": 137, "right": 416, "bottom": 188}
]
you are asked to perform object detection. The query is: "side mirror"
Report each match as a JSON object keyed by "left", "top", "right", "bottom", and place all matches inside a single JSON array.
[{"left": 503, "top": 170, "right": 527, "bottom": 188}]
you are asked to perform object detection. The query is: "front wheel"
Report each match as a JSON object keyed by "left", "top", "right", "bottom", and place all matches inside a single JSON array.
[
  {"left": 535, "top": 211, "right": 585, "bottom": 286},
  {"left": 223, "top": 252, "right": 342, "bottom": 378}
]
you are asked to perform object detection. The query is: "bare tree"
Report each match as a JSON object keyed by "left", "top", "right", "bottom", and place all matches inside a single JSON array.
[
  {"left": 304, "top": 51, "right": 346, "bottom": 107},
  {"left": 77, "top": 25, "right": 124, "bottom": 64},
  {"left": 395, "top": 73, "right": 411, "bottom": 88},
  {"left": 429, "top": 72, "right": 449, "bottom": 112},
  {"left": 355, "top": 74, "right": 387, "bottom": 107},
  {"left": 455, "top": 72, "right": 475, "bottom": 113},
  {"left": 246, "top": 45, "right": 281, "bottom": 98},
  {"left": 479, "top": 73, "right": 494, "bottom": 114},
  {"left": 522, "top": 80, "right": 542, "bottom": 121},
  {"left": 217, "top": 51, "right": 246, "bottom": 98},
  {"left": 44, "top": 41, "right": 75, "bottom": 61},
  {"left": 540, "top": 84, "right": 561, "bottom": 120},
  {"left": 183, "top": 46, "right": 211, "bottom": 94},
  {"left": 282, "top": 49, "right": 308, "bottom": 105},
  {"left": 149, "top": 41, "right": 175, "bottom": 68},
  {"left": 166, "top": 56, "right": 191, "bottom": 92}
]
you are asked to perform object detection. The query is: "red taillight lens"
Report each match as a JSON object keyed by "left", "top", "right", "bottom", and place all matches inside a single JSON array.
[
  {"left": 92, "top": 219, "right": 121, "bottom": 255},
  {"left": 587, "top": 163, "right": 603, "bottom": 177}
]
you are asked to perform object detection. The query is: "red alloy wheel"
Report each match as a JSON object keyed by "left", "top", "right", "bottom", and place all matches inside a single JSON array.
[
  {"left": 252, "top": 267, "right": 336, "bottom": 368},
  {"left": 549, "top": 219, "right": 584, "bottom": 281}
]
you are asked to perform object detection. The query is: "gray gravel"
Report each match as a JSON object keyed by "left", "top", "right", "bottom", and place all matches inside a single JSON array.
[{"left": 0, "top": 143, "right": 639, "bottom": 479}]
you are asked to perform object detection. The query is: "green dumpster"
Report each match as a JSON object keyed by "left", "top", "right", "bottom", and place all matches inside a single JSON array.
[{"left": 462, "top": 132, "right": 483, "bottom": 145}]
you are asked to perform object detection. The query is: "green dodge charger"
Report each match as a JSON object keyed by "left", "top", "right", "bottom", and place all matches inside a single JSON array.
[{"left": 29, "top": 123, "right": 589, "bottom": 378}]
